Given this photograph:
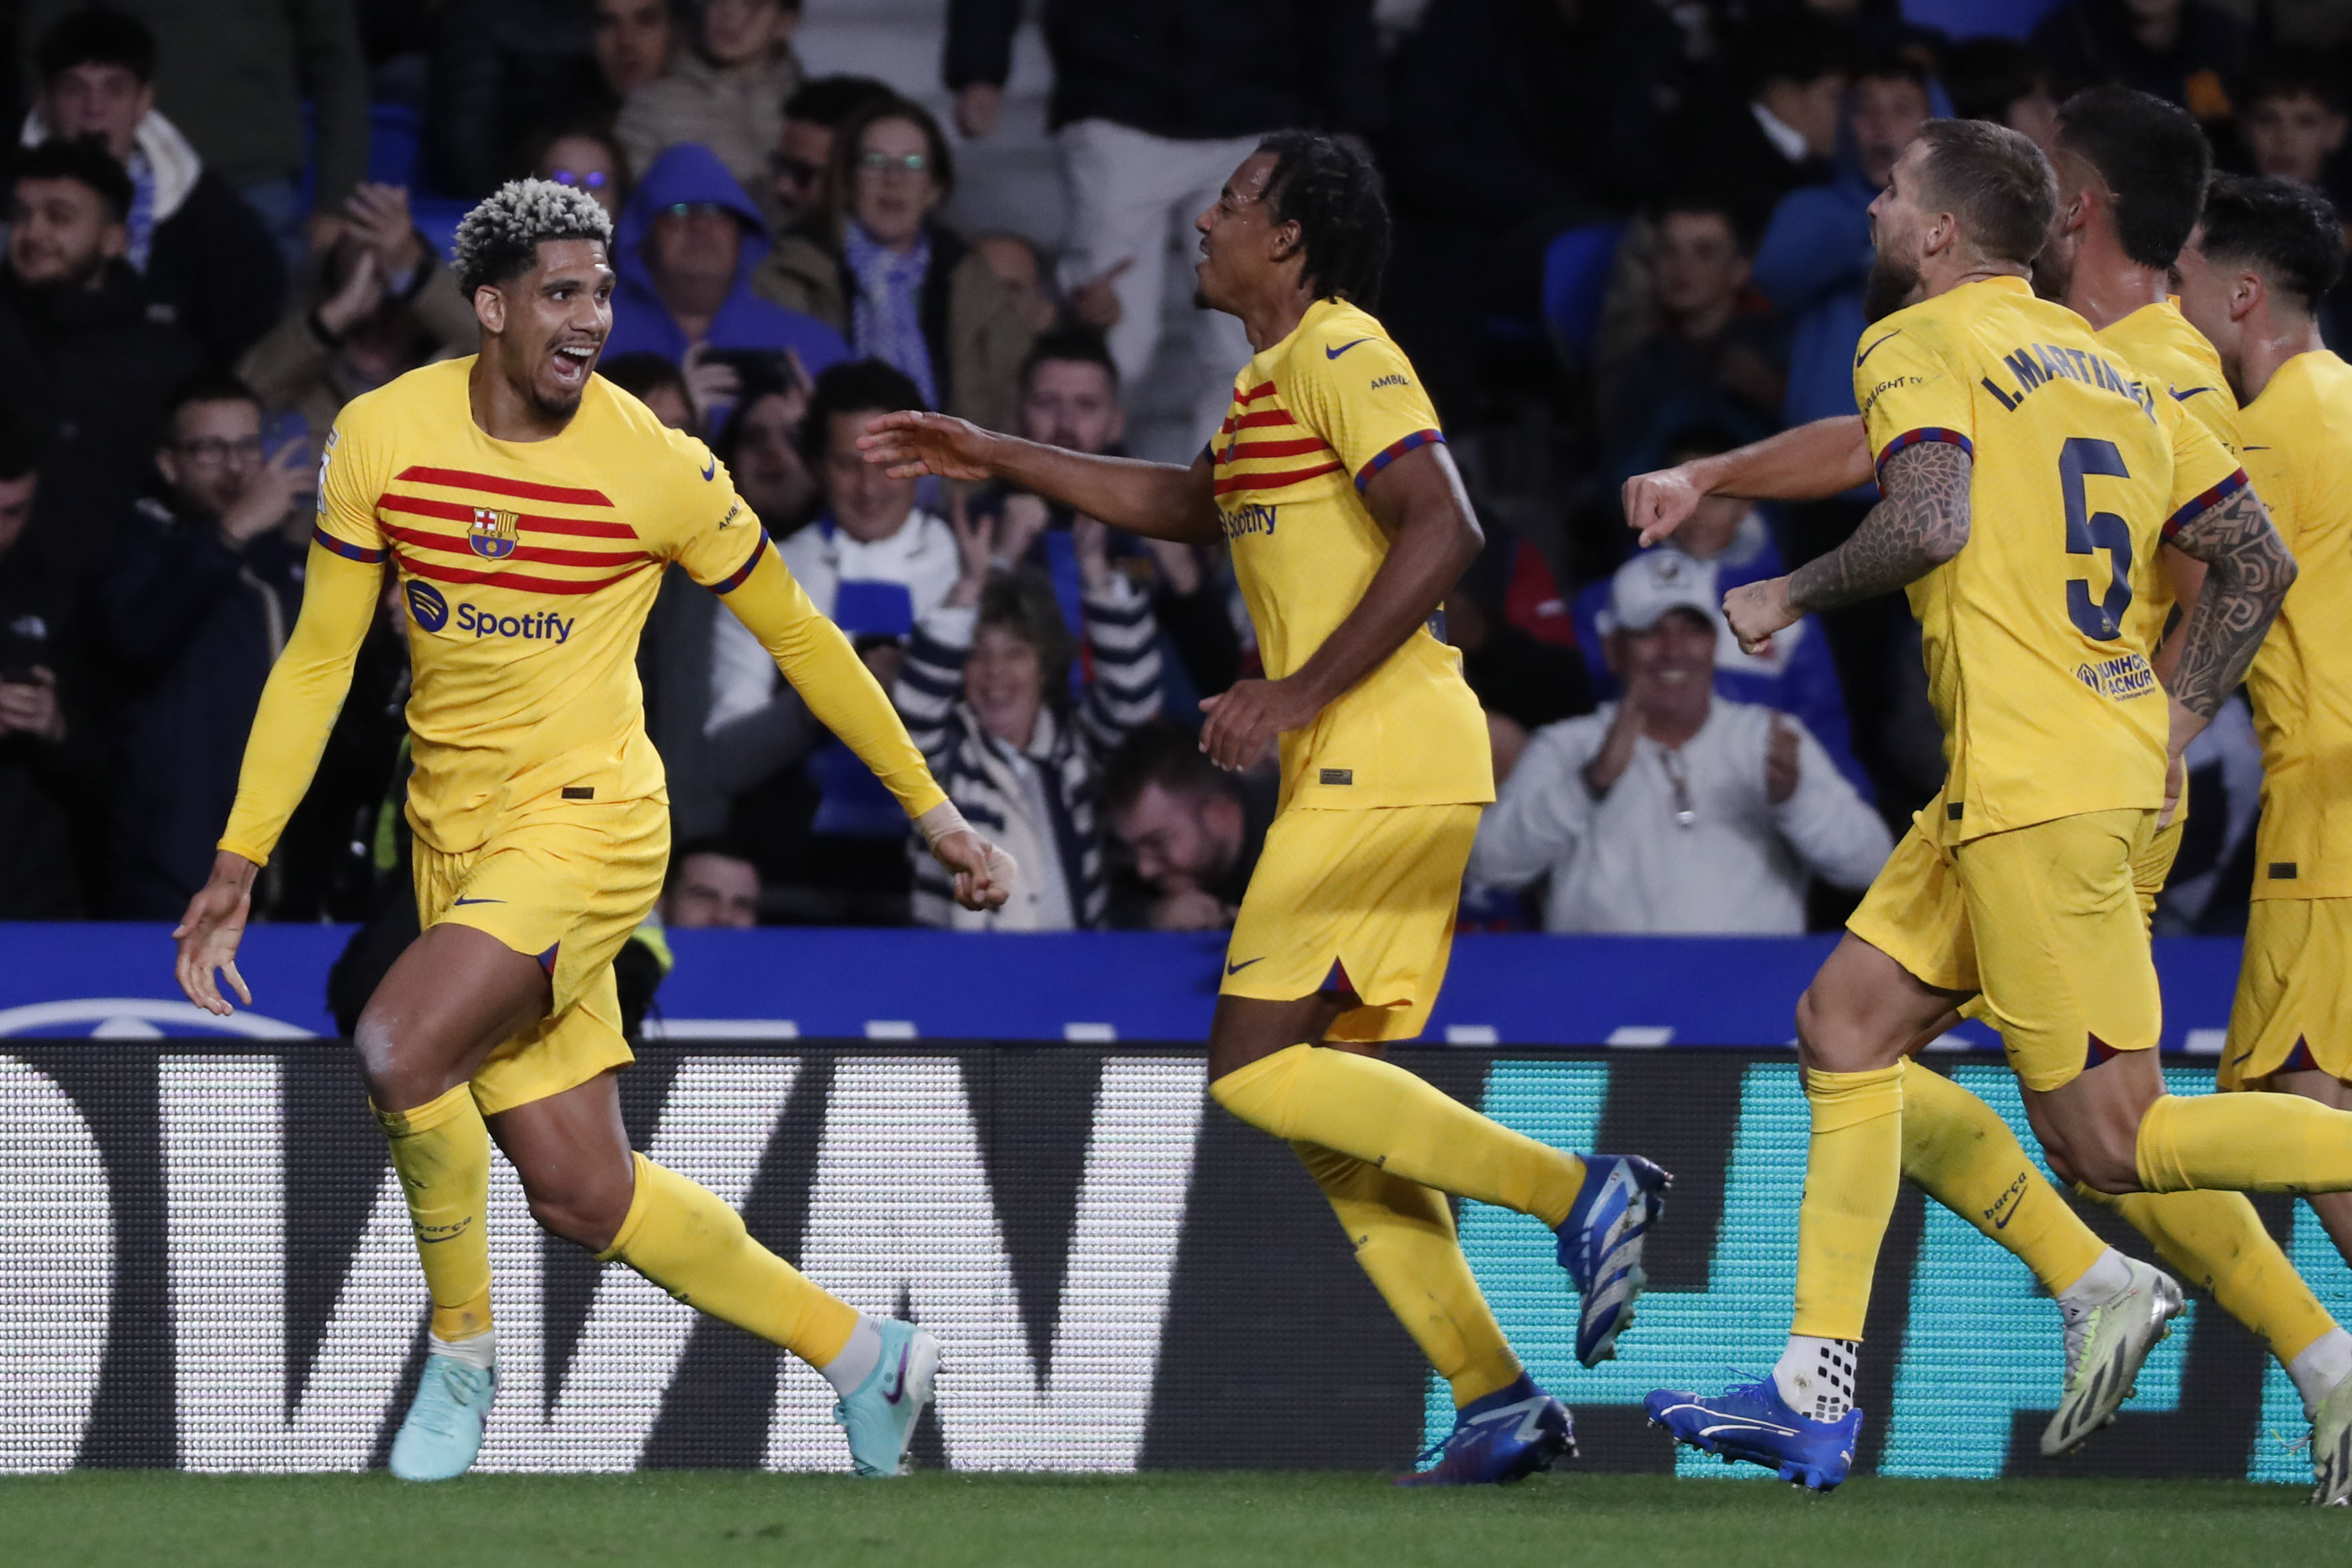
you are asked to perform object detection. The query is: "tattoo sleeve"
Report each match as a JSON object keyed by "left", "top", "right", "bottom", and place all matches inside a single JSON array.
[
  {"left": 2162, "top": 482, "right": 2297, "bottom": 719},
  {"left": 1785, "top": 441, "right": 1972, "bottom": 613}
]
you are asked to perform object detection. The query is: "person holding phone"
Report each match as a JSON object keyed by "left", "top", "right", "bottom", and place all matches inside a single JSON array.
[
  {"left": 0, "top": 415, "right": 94, "bottom": 917},
  {"left": 99, "top": 373, "right": 313, "bottom": 917}
]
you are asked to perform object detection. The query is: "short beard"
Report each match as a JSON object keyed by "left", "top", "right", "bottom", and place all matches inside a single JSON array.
[
  {"left": 529, "top": 384, "right": 585, "bottom": 421},
  {"left": 1862, "top": 251, "right": 1923, "bottom": 324},
  {"left": 2031, "top": 245, "right": 2073, "bottom": 304}
]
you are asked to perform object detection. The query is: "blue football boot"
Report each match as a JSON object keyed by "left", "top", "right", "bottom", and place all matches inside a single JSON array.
[
  {"left": 833, "top": 1319, "right": 942, "bottom": 1477},
  {"left": 1558, "top": 1154, "right": 1670, "bottom": 1366},
  {"left": 1396, "top": 1375, "right": 1576, "bottom": 1487},
  {"left": 1644, "top": 1377, "right": 1862, "bottom": 1492},
  {"left": 388, "top": 1354, "right": 496, "bottom": 1482}
]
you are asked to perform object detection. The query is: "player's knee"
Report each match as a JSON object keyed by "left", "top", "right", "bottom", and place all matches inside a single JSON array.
[
  {"left": 2064, "top": 1125, "right": 2145, "bottom": 1196},
  {"left": 521, "top": 1166, "right": 633, "bottom": 1253},
  {"left": 351, "top": 1011, "right": 412, "bottom": 1100}
]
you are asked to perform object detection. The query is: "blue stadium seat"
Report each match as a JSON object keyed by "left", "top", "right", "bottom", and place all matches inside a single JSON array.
[
  {"left": 410, "top": 198, "right": 471, "bottom": 263},
  {"left": 1540, "top": 222, "right": 1626, "bottom": 363},
  {"left": 367, "top": 102, "right": 423, "bottom": 190}
]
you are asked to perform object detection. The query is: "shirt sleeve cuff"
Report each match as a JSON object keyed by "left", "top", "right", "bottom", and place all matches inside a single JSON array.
[
  {"left": 1873, "top": 427, "right": 1973, "bottom": 477},
  {"left": 2164, "top": 467, "right": 2249, "bottom": 537}
]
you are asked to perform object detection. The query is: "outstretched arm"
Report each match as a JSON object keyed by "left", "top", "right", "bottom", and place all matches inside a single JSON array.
[
  {"left": 1719, "top": 440, "right": 1971, "bottom": 656},
  {"left": 718, "top": 540, "right": 1013, "bottom": 910},
  {"left": 1196, "top": 441, "right": 1481, "bottom": 768},
  {"left": 178, "top": 541, "right": 381, "bottom": 1013},
  {"left": 1621, "top": 416, "right": 1873, "bottom": 546},
  {"left": 2161, "top": 481, "right": 2295, "bottom": 752},
  {"left": 858, "top": 411, "right": 1224, "bottom": 544}
]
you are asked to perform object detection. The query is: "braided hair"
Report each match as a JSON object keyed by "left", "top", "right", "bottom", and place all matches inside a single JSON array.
[{"left": 1256, "top": 130, "right": 1389, "bottom": 307}]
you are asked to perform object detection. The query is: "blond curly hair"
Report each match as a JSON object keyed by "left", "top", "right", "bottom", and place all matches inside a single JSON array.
[{"left": 451, "top": 178, "right": 614, "bottom": 297}]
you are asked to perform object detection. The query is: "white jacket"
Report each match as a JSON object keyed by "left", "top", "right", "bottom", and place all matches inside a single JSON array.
[{"left": 1470, "top": 698, "right": 1892, "bottom": 934}]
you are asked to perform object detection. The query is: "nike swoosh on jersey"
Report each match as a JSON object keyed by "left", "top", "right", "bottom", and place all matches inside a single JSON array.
[
  {"left": 1854, "top": 331, "right": 1901, "bottom": 368},
  {"left": 1325, "top": 338, "right": 1373, "bottom": 360},
  {"left": 452, "top": 896, "right": 505, "bottom": 906},
  {"left": 701, "top": 457, "right": 717, "bottom": 480},
  {"left": 2170, "top": 385, "right": 2220, "bottom": 402},
  {"left": 2241, "top": 445, "right": 2272, "bottom": 451},
  {"left": 1225, "top": 956, "right": 1265, "bottom": 975}
]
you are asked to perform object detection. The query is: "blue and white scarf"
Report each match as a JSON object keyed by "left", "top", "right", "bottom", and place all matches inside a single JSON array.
[{"left": 843, "top": 220, "right": 938, "bottom": 409}]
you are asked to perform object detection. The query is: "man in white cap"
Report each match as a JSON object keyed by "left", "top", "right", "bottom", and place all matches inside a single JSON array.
[{"left": 1469, "top": 549, "right": 1891, "bottom": 933}]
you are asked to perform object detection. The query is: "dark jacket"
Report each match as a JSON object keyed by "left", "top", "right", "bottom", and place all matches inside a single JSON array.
[
  {"left": 944, "top": 0, "right": 1383, "bottom": 140},
  {"left": 0, "top": 529, "right": 101, "bottom": 917},
  {"left": 1381, "top": 0, "right": 1682, "bottom": 228},
  {"left": 603, "top": 142, "right": 851, "bottom": 371},
  {"left": 21, "top": 107, "right": 287, "bottom": 366},
  {"left": 754, "top": 224, "right": 1035, "bottom": 435},
  {"left": 0, "top": 262, "right": 206, "bottom": 585},
  {"left": 1666, "top": 87, "right": 1836, "bottom": 237},
  {"left": 148, "top": 165, "right": 288, "bottom": 367},
  {"left": 426, "top": 0, "right": 605, "bottom": 198},
  {"left": 99, "top": 497, "right": 304, "bottom": 918}
]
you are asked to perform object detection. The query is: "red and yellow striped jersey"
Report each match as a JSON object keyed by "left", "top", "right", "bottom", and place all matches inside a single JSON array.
[
  {"left": 221, "top": 357, "right": 941, "bottom": 862},
  {"left": 1210, "top": 298, "right": 1493, "bottom": 810}
]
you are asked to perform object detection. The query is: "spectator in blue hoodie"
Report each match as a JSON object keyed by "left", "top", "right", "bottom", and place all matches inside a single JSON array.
[
  {"left": 1750, "top": 53, "right": 1932, "bottom": 447},
  {"left": 603, "top": 140, "right": 849, "bottom": 381}
]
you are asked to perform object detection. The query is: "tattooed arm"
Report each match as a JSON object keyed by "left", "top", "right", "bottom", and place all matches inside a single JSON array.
[
  {"left": 1720, "top": 441, "right": 1972, "bottom": 656},
  {"left": 2161, "top": 481, "right": 2295, "bottom": 744}
]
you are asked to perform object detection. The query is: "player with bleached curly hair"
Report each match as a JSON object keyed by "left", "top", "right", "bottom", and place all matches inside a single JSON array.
[{"left": 170, "top": 178, "right": 1013, "bottom": 1481}]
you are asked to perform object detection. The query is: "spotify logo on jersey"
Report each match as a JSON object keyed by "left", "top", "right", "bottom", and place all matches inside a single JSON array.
[{"left": 405, "top": 579, "right": 449, "bottom": 631}]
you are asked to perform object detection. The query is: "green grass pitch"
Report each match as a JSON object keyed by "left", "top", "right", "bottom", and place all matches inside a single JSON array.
[{"left": 5, "top": 1472, "right": 2341, "bottom": 1567}]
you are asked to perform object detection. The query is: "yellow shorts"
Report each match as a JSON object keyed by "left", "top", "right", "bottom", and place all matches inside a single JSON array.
[
  {"left": 411, "top": 793, "right": 669, "bottom": 1115},
  {"left": 1222, "top": 803, "right": 1479, "bottom": 1044},
  {"left": 1951, "top": 790, "right": 2182, "bottom": 1026},
  {"left": 2220, "top": 897, "right": 2352, "bottom": 1091},
  {"left": 1851, "top": 806, "right": 2160, "bottom": 1092}
]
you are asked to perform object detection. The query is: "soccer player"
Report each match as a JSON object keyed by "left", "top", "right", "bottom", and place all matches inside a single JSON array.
[
  {"left": 170, "top": 181, "right": 1015, "bottom": 1482},
  {"left": 1626, "top": 90, "right": 2352, "bottom": 1485},
  {"left": 860, "top": 131, "right": 1668, "bottom": 1485},
  {"left": 1634, "top": 118, "right": 2352, "bottom": 1493},
  {"left": 2174, "top": 174, "right": 2352, "bottom": 1501}
]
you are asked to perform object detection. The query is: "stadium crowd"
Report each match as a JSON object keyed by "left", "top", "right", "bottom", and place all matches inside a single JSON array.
[{"left": 0, "top": 0, "right": 2335, "bottom": 937}]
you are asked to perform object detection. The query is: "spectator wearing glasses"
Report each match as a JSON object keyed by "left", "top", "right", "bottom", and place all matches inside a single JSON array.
[
  {"left": 1469, "top": 549, "right": 1889, "bottom": 935},
  {"left": 0, "top": 137, "right": 202, "bottom": 583},
  {"left": 769, "top": 73, "right": 895, "bottom": 236},
  {"left": 604, "top": 140, "right": 849, "bottom": 372},
  {"left": 527, "top": 122, "right": 629, "bottom": 220},
  {"left": 617, "top": 0, "right": 804, "bottom": 226},
  {"left": 755, "top": 95, "right": 1035, "bottom": 437},
  {"left": 23, "top": 10, "right": 285, "bottom": 367},
  {"left": 100, "top": 374, "right": 312, "bottom": 917}
]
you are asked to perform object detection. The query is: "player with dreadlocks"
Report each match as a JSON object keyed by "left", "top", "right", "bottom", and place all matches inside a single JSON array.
[
  {"left": 170, "top": 179, "right": 1014, "bottom": 1481},
  {"left": 863, "top": 131, "right": 1671, "bottom": 1485}
]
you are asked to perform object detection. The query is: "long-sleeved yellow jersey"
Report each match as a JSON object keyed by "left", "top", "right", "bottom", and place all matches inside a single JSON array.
[{"left": 219, "top": 357, "right": 944, "bottom": 864}]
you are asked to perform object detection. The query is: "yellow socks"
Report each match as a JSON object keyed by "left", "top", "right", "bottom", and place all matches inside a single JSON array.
[
  {"left": 598, "top": 1153, "right": 859, "bottom": 1367},
  {"left": 1292, "top": 1141, "right": 1522, "bottom": 1407},
  {"left": 2080, "top": 1184, "right": 2337, "bottom": 1366},
  {"left": 376, "top": 1084, "right": 493, "bottom": 1343},
  {"left": 1901, "top": 1065, "right": 2106, "bottom": 1295},
  {"left": 1791, "top": 1062, "right": 1907, "bottom": 1341},
  {"left": 1210, "top": 1045, "right": 1586, "bottom": 1228},
  {"left": 2135, "top": 1092, "right": 2352, "bottom": 1194}
]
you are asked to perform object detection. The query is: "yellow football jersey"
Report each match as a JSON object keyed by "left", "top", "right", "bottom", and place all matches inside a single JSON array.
[
  {"left": 221, "top": 358, "right": 938, "bottom": 861},
  {"left": 1210, "top": 297, "right": 1493, "bottom": 811},
  {"left": 2237, "top": 350, "right": 2352, "bottom": 900},
  {"left": 2096, "top": 298, "right": 2243, "bottom": 658},
  {"left": 1855, "top": 276, "right": 2243, "bottom": 842}
]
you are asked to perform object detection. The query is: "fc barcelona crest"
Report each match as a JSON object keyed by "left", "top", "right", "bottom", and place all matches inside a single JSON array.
[{"left": 469, "top": 507, "right": 521, "bottom": 559}]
